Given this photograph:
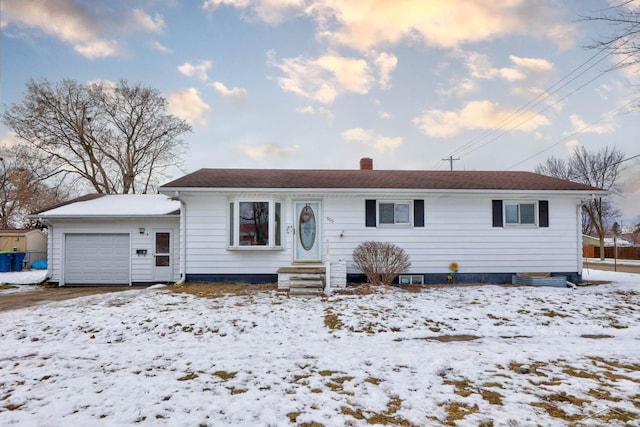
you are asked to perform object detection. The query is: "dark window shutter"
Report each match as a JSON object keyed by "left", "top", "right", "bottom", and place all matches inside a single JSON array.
[
  {"left": 365, "top": 199, "right": 376, "bottom": 227},
  {"left": 492, "top": 200, "right": 503, "bottom": 227},
  {"left": 414, "top": 200, "right": 424, "bottom": 227},
  {"left": 539, "top": 200, "right": 549, "bottom": 227}
]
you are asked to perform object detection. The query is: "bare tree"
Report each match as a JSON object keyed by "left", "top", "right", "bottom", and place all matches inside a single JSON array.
[
  {"left": 2, "top": 78, "right": 191, "bottom": 194},
  {"left": 536, "top": 146, "right": 625, "bottom": 260},
  {"left": 0, "top": 150, "right": 68, "bottom": 228},
  {"left": 631, "top": 217, "right": 640, "bottom": 244},
  {"left": 582, "top": 1, "right": 640, "bottom": 71}
]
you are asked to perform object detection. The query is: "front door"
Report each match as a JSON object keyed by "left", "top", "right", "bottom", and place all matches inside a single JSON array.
[
  {"left": 153, "top": 230, "right": 172, "bottom": 282},
  {"left": 294, "top": 201, "right": 321, "bottom": 262}
]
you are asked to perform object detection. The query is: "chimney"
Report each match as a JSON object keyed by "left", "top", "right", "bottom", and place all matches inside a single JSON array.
[{"left": 360, "top": 157, "right": 373, "bottom": 170}]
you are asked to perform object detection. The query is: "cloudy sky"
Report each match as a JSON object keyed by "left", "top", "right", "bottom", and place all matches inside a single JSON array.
[{"left": 1, "top": 0, "right": 639, "bottom": 220}]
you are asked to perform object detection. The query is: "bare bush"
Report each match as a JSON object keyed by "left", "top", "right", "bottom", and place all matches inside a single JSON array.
[{"left": 352, "top": 241, "right": 411, "bottom": 286}]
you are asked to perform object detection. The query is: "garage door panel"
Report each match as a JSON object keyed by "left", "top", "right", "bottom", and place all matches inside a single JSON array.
[{"left": 64, "top": 234, "right": 130, "bottom": 285}]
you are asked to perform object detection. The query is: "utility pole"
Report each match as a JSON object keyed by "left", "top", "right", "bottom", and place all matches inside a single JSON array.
[{"left": 442, "top": 156, "right": 460, "bottom": 171}]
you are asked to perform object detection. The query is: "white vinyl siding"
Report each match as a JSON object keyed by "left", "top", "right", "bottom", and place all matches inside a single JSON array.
[
  {"left": 46, "top": 218, "right": 179, "bottom": 286},
  {"left": 323, "top": 195, "right": 580, "bottom": 275},
  {"left": 184, "top": 194, "right": 291, "bottom": 275},
  {"left": 180, "top": 192, "right": 582, "bottom": 277}
]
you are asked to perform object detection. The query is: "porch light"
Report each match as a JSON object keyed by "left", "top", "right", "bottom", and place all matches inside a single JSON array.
[{"left": 139, "top": 227, "right": 145, "bottom": 235}]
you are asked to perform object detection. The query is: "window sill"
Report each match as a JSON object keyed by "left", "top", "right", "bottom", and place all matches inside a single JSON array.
[{"left": 227, "top": 246, "right": 285, "bottom": 251}]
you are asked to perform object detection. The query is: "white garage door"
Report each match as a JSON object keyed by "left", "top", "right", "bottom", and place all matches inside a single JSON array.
[{"left": 64, "top": 234, "right": 130, "bottom": 285}]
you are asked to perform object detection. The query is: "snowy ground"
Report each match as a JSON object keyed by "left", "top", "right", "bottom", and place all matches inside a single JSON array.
[
  {"left": 584, "top": 257, "right": 640, "bottom": 266},
  {"left": 0, "top": 270, "right": 639, "bottom": 426},
  {"left": 0, "top": 270, "right": 48, "bottom": 288}
]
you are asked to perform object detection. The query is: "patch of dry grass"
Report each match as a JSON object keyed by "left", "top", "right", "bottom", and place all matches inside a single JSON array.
[
  {"left": 176, "top": 372, "right": 198, "bottom": 381},
  {"left": 323, "top": 309, "right": 343, "bottom": 331},
  {"left": 169, "top": 282, "right": 277, "bottom": 298},
  {"left": 212, "top": 370, "right": 237, "bottom": 381},
  {"left": 440, "top": 402, "right": 479, "bottom": 426}
]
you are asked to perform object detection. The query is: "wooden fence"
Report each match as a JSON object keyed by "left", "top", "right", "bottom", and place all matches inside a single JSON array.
[{"left": 583, "top": 246, "right": 640, "bottom": 260}]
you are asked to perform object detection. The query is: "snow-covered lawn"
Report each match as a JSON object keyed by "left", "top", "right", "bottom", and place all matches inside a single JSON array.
[{"left": 1, "top": 270, "right": 638, "bottom": 426}]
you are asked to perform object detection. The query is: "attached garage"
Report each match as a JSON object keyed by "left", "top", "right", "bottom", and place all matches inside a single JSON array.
[
  {"left": 31, "top": 194, "right": 181, "bottom": 287},
  {"left": 64, "top": 234, "right": 130, "bottom": 285}
]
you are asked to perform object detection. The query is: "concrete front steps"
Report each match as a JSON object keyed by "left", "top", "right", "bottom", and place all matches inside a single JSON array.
[{"left": 277, "top": 267, "right": 326, "bottom": 297}]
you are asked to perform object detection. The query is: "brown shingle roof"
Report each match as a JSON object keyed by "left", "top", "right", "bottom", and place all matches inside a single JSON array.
[{"left": 161, "top": 169, "right": 604, "bottom": 192}]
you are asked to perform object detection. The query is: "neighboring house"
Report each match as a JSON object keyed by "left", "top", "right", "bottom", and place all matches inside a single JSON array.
[
  {"left": 582, "top": 234, "right": 600, "bottom": 247},
  {"left": 602, "top": 237, "right": 635, "bottom": 247},
  {"left": 155, "top": 158, "right": 607, "bottom": 286},
  {"left": 31, "top": 194, "right": 180, "bottom": 286},
  {"left": 0, "top": 228, "right": 47, "bottom": 267}
]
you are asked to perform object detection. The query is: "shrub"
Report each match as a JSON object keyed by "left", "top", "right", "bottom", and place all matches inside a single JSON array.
[{"left": 352, "top": 241, "right": 411, "bottom": 286}]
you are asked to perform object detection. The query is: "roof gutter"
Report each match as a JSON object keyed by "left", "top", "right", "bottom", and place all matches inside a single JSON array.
[
  {"left": 159, "top": 187, "right": 608, "bottom": 197},
  {"left": 28, "top": 214, "right": 180, "bottom": 220}
]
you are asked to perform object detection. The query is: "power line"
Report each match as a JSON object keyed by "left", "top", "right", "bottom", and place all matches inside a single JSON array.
[
  {"left": 464, "top": 53, "right": 637, "bottom": 161},
  {"left": 431, "top": 48, "right": 614, "bottom": 169},
  {"left": 507, "top": 96, "right": 640, "bottom": 170},
  {"left": 463, "top": 61, "right": 635, "bottom": 160},
  {"left": 433, "top": 37, "right": 638, "bottom": 170},
  {"left": 615, "top": 153, "right": 640, "bottom": 165}
]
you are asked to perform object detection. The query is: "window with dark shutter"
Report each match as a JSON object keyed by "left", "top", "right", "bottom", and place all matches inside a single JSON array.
[
  {"left": 492, "top": 200, "right": 503, "bottom": 227},
  {"left": 414, "top": 200, "right": 424, "bottom": 227},
  {"left": 365, "top": 199, "right": 376, "bottom": 227},
  {"left": 539, "top": 200, "right": 549, "bottom": 227}
]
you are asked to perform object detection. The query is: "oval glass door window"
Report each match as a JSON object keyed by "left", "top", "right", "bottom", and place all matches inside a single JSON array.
[{"left": 299, "top": 205, "right": 316, "bottom": 251}]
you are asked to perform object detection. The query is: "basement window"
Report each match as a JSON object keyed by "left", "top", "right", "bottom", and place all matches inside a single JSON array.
[{"left": 399, "top": 275, "right": 424, "bottom": 285}]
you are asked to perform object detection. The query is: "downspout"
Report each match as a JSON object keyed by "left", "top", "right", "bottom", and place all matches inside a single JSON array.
[
  {"left": 174, "top": 195, "right": 187, "bottom": 285},
  {"left": 45, "top": 220, "right": 53, "bottom": 284},
  {"left": 576, "top": 201, "right": 583, "bottom": 277}
]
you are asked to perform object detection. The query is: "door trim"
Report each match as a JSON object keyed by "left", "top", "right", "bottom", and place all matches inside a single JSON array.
[
  {"left": 153, "top": 229, "right": 172, "bottom": 282},
  {"left": 293, "top": 201, "right": 322, "bottom": 263}
]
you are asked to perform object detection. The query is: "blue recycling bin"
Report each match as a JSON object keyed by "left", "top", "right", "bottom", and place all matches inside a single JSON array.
[
  {"left": 0, "top": 252, "right": 11, "bottom": 272},
  {"left": 11, "top": 252, "right": 25, "bottom": 272}
]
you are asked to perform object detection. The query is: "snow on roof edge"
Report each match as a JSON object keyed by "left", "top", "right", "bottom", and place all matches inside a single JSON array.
[{"left": 35, "top": 194, "right": 181, "bottom": 218}]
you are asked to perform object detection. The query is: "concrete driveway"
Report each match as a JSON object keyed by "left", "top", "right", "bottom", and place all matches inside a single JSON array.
[{"left": 0, "top": 286, "right": 143, "bottom": 312}]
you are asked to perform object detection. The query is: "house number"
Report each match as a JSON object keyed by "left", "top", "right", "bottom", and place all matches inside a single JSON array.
[{"left": 299, "top": 205, "right": 316, "bottom": 251}]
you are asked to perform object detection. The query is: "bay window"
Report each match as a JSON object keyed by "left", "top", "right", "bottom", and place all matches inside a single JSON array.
[{"left": 228, "top": 200, "right": 282, "bottom": 248}]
